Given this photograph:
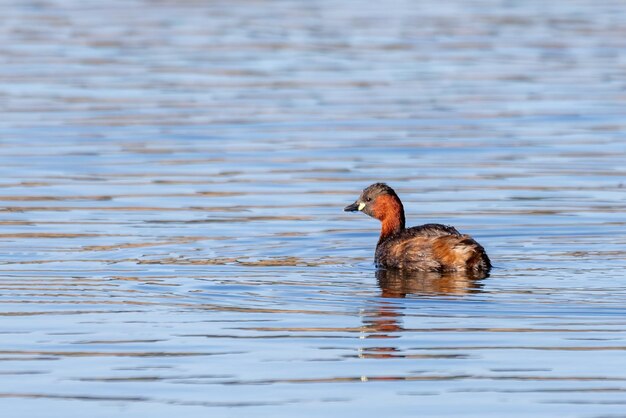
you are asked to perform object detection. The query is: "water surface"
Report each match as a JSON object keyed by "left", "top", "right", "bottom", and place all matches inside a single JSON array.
[{"left": 1, "top": 0, "right": 626, "bottom": 417}]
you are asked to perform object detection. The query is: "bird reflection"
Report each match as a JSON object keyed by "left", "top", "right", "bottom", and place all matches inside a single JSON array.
[
  {"left": 376, "top": 268, "right": 487, "bottom": 298},
  {"left": 357, "top": 269, "right": 488, "bottom": 358}
]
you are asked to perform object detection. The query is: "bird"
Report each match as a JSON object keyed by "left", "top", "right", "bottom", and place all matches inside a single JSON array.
[{"left": 344, "top": 183, "right": 491, "bottom": 274}]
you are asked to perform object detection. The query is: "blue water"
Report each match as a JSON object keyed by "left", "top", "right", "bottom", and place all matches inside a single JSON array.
[{"left": 1, "top": 1, "right": 626, "bottom": 417}]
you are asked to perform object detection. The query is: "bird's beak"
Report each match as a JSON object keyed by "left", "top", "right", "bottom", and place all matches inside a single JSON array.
[{"left": 344, "top": 201, "right": 365, "bottom": 212}]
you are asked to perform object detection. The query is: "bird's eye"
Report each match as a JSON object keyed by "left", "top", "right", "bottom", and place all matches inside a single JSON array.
[{"left": 366, "top": 197, "right": 372, "bottom": 202}]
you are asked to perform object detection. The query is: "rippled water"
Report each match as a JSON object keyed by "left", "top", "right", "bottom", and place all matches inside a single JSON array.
[{"left": 1, "top": 0, "right": 626, "bottom": 416}]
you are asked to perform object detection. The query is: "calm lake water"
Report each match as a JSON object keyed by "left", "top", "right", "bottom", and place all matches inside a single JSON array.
[{"left": 1, "top": 0, "right": 626, "bottom": 417}]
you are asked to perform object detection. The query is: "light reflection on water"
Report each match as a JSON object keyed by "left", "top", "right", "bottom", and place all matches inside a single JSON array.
[{"left": 1, "top": 0, "right": 626, "bottom": 417}]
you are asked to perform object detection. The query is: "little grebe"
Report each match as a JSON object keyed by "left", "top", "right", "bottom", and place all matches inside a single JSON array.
[{"left": 344, "top": 183, "right": 491, "bottom": 273}]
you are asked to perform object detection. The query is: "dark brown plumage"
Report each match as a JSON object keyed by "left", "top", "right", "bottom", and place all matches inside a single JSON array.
[{"left": 344, "top": 183, "right": 491, "bottom": 274}]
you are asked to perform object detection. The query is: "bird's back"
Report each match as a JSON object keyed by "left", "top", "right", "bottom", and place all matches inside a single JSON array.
[{"left": 375, "top": 223, "right": 491, "bottom": 273}]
